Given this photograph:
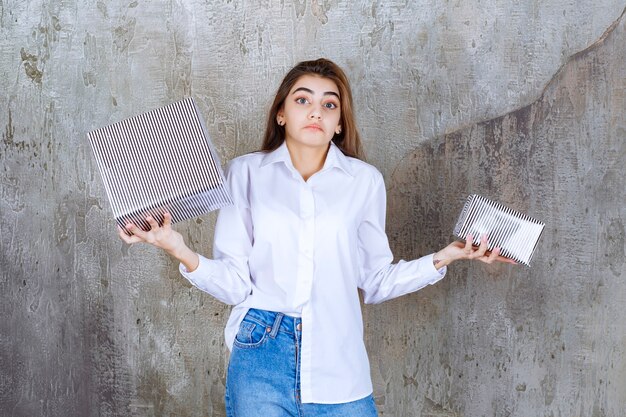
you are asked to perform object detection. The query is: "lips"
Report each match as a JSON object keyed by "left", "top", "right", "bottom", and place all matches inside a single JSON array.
[{"left": 304, "top": 124, "right": 324, "bottom": 132}]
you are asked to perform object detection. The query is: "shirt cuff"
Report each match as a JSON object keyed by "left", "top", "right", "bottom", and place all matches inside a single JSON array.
[
  {"left": 179, "top": 254, "right": 213, "bottom": 286},
  {"left": 426, "top": 253, "right": 447, "bottom": 283}
]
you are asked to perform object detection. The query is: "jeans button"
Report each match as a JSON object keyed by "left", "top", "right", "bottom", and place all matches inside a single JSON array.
[
  {"left": 296, "top": 323, "right": 302, "bottom": 331},
  {"left": 266, "top": 326, "right": 271, "bottom": 332}
]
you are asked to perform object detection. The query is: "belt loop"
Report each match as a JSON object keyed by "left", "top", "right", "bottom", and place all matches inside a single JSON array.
[{"left": 270, "top": 312, "right": 284, "bottom": 338}]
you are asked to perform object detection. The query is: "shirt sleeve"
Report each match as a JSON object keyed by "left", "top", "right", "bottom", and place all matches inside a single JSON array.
[
  {"left": 357, "top": 172, "right": 446, "bottom": 304},
  {"left": 179, "top": 159, "right": 253, "bottom": 305}
]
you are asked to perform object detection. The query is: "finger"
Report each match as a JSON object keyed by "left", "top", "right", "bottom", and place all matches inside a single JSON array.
[
  {"left": 118, "top": 226, "right": 132, "bottom": 242},
  {"left": 125, "top": 223, "right": 149, "bottom": 240},
  {"left": 487, "top": 248, "right": 517, "bottom": 265},
  {"left": 499, "top": 256, "right": 517, "bottom": 264},
  {"left": 145, "top": 215, "right": 159, "bottom": 230},
  {"left": 489, "top": 256, "right": 517, "bottom": 265},
  {"left": 472, "top": 234, "right": 489, "bottom": 258},
  {"left": 163, "top": 212, "right": 172, "bottom": 227},
  {"left": 479, "top": 250, "right": 517, "bottom": 265},
  {"left": 485, "top": 246, "right": 500, "bottom": 263},
  {"left": 118, "top": 226, "right": 144, "bottom": 244},
  {"left": 464, "top": 234, "right": 474, "bottom": 254},
  {"left": 469, "top": 235, "right": 488, "bottom": 259}
]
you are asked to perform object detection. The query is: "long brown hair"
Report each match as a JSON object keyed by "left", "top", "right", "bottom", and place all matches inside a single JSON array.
[{"left": 261, "top": 58, "right": 364, "bottom": 160}]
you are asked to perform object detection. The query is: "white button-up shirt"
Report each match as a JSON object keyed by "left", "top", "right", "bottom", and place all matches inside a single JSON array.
[{"left": 180, "top": 141, "right": 446, "bottom": 403}]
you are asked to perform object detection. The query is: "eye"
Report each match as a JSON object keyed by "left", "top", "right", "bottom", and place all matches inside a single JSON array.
[
  {"left": 295, "top": 97, "right": 309, "bottom": 105},
  {"left": 324, "top": 102, "right": 338, "bottom": 109}
]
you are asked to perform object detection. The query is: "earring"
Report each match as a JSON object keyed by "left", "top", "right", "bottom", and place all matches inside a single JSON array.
[{"left": 335, "top": 127, "right": 342, "bottom": 134}]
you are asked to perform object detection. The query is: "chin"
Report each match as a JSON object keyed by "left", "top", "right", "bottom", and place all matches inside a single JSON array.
[
  {"left": 288, "top": 134, "right": 332, "bottom": 149},
  {"left": 293, "top": 132, "right": 332, "bottom": 147},
  {"left": 303, "top": 138, "right": 333, "bottom": 149}
]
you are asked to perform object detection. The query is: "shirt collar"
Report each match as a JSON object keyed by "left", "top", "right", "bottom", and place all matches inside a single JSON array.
[
  {"left": 323, "top": 141, "right": 354, "bottom": 177},
  {"left": 260, "top": 140, "right": 292, "bottom": 167},
  {"left": 260, "top": 141, "right": 354, "bottom": 177}
]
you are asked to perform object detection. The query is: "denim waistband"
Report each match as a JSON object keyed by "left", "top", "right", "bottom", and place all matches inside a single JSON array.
[{"left": 244, "top": 308, "right": 302, "bottom": 336}]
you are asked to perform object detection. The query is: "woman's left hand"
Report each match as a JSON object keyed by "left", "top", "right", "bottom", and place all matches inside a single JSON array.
[{"left": 433, "top": 234, "right": 517, "bottom": 269}]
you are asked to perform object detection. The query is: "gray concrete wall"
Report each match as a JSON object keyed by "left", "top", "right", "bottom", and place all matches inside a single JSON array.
[{"left": 1, "top": 1, "right": 624, "bottom": 416}]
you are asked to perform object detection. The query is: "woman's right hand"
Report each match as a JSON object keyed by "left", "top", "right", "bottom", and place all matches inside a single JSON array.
[{"left": 117, "top": 212, "right": 200, "bottom": 272}]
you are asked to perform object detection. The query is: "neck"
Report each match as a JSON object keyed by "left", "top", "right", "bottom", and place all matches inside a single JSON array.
[{"left": 285, "top": 140, "right": 330, "bottom": 181}]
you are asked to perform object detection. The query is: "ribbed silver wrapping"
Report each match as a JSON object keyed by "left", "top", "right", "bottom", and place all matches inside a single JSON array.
[
  {"left": 453, "top": 194, "right": 545, "bottom": 266},
  {"left": 88, "top": 98, "right": 232, "bottom": 233}
]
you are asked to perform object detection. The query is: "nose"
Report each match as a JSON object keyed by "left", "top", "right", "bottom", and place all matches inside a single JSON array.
[{"left": 309, "top": 103, "right": 322, "bottom": 120}]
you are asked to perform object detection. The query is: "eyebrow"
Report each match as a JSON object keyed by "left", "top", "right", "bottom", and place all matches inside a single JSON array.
[{"left": 292, "top": 87, "right": 340, "bottom": 99}]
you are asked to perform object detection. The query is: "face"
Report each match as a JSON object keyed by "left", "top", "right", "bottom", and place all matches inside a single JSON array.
[{"left": 277, "top": 74, "right": 342, "bottom": 151}]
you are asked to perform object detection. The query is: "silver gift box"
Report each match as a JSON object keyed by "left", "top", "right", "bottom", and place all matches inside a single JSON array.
[
  {"left": 88, "top": 98, "right": 233, "bottom": 233},
  {"left": 453, "top": 194, "right": 545, "bottom": 266}
]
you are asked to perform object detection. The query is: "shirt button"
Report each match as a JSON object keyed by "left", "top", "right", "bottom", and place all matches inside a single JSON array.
[{"left": 296, "top": 323, "right": 302, "bottom": 331}]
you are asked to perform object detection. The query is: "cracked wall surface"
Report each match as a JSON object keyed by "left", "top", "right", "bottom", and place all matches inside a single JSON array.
[
  {"left": 1, "top": 1, "right": 625, "bottom": 416},
  {"left": 379, "top": 8, "right": 626, "bottom": 416}
]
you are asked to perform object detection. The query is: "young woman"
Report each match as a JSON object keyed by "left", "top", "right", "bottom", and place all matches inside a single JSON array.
[{"left": 118, "top": 58, "right": 514, "bottom": 416}]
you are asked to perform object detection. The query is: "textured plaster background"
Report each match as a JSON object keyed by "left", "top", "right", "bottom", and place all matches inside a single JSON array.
[{"left": 1, "top": 1, "right": 625, "bottom": 416}]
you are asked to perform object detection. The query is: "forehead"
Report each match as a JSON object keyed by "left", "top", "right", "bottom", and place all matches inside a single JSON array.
[{"left": 291, "top": 74, "right": 340, "bottom": 96}]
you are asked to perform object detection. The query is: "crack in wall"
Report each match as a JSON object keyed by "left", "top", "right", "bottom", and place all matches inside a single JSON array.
[{"left": 439, "top": 5, "right": 626, "bottom": 138}]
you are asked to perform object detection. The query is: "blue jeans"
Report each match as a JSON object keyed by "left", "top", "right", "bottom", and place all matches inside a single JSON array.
[{"left": 225, "top": 308, "right": 379, "bottom": 417}]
